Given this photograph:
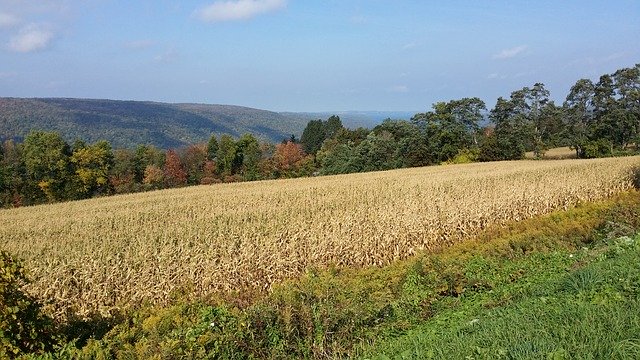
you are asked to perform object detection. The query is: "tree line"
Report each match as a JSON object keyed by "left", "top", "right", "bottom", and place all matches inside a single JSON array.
[
  {"left": 0, "top": 132, "right": 316, "bottom": 207},
  {"left": 0, "top": 64, "right": 638, "bottom": 207}
]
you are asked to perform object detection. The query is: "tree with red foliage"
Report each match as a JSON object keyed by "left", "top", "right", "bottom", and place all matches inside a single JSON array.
[
  {"left": 272, "top": 141, "right": 314, "bottom": 178},
  {"left": 163, "top": 149, "right": 187, "bottom": 187}
]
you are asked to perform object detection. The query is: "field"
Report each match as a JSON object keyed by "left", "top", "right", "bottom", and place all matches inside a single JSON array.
[
  {"left": 525, "top": 146, "right": 577, "bottom": 159},
  {"left": 1, "top": 157, "right": 639, "bottom": 320}
]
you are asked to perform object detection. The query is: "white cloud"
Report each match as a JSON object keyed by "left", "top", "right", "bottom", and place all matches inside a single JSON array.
[
  {"left": 0, "top": 12, "right": 21, "bottom": 28},
  {"left": 194, "top": 0, "right": 286, "bottom": 22},
  {"left": 8, "top": 24, "right": 54, "bottom": 53},
  {"left": 493, "top": 45, "right": 527, "bottom": 60}
]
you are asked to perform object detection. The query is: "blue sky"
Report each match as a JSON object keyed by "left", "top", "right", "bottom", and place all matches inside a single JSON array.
[{"left": 0, "top": 0, "right": 638, "bottom": 112}]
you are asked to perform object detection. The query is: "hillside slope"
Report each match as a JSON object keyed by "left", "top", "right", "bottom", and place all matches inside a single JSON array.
[{"left": 0, "top": 97, "right": 309, "bottom": 148}]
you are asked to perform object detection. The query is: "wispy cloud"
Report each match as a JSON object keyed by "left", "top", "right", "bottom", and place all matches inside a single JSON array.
[
  {"left": 194, "top": 0, "right": 286, "bottom": 23},
  {"left": 350, "top": 15, "right": 367, "bottom": 24},
  {"left": 402, "top": 42, "right": 416, "bottom": 50},
  {"left": 388, "top": 85, "right": 409, "bottom": 93},
  {"left": 8, "top": 24, "right": 55, "bottom": 53},
  {"left": 0, "top": 12, "right": 21, "bottom": 28},
  {"left": 125, "top": 40, "right": 156, "bottom": 50},
  {"left": 154, "top": 47, "right": 179, "bottom": 63},
  {"left": 0, "top": 71, "right": 18, "bottom": 79},
  {"left": 493, "top": 45, "right": 527, "bottom": 60}
]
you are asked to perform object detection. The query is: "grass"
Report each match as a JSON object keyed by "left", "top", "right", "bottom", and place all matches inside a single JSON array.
[
  {"left": 25, "top": 191, "right": 640, "bottom": 359},
  {"left": 361, "top": 234, "right": 640, "bottom": 359}
]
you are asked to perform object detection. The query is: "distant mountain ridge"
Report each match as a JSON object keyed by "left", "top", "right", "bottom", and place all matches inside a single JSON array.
[
  {"left": 0, "top": 97, "right": 415, "bottom": 149},
  {"left": 0, "top": 98, "right": 307, "bottom": 148}
]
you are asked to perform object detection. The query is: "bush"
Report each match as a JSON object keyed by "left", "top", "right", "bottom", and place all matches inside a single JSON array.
[
  {"left": 582, "top": 139, "right": 613, "bottom": 158},
  {"left": 0, "top": 251, "right": 56, "bottom": 358}
]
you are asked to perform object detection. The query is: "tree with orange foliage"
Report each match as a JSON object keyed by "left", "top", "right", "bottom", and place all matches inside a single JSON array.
[
  {"left": 272, "top": 141, "right": 314, "bottom": 178},
  {"left": 163, "top": 149, "right": 187, "bottom": 187}
]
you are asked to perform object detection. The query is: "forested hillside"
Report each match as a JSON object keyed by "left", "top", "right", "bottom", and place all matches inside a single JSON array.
[{"left": 0, "top": 98, "right": 310, "bottom": 148}]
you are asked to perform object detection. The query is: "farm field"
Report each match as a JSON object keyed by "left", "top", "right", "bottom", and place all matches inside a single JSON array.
[
  {"left": 525, "top": 146, "right": 577, "bottom": 159},
  {"left": 1, "top": 157, "right": 639, "bottom": 321}
]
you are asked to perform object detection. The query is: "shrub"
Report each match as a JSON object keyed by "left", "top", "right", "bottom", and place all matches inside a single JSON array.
[{"left": 0, "top": 251, "right": 56, "bottom": 358}]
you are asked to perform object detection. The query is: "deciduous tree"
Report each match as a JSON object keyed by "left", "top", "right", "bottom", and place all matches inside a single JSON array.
[
  {"left": 22, "top": 131, "right": 72, "bottom": 202},
  {"left": 163, "top": 149, "right": 187, "bottom": 187}
]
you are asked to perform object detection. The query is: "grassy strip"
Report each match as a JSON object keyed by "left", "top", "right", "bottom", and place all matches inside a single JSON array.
[
  {"left": 29, "top": 192, "right": 640, "bottom": 359},
  {"left": 360, "top": 235, "right": 640, "bottom": 359}
]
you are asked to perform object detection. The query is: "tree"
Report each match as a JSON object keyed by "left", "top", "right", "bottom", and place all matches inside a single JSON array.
[
  {"left": 206, "top": 135, "right": 219, "bottom": 161},
  {"left": 482, "top": 97, "right": 527, "bottom": 160},
  {"left": 0, "top": 140, "right": 27, "bottom": 207},
  {"left": 235, "top": 134, "right": 262, "bottom": 181},
  {"left": 527, "top": 83, "right": 552, "bottom": 156},
  {"left": 70, "top": 140, "right": 114, "bottom": 198},
  {"left": 273, "top": 141, "right": 309, "bottom": 177},
  {"left": 300, "top": 119, "right": 326, "bottom": 155},
  {"left": 412, "top": 98, "right": 486, "bottom": 163},
  {"left": 611, "top": 64, "right": 640, "bottom": 147},
  {"left": 564, "top": 79, "right": 595, "bottom": 157},
  {"left": 181, "top": 144, "right": 208, "bottom": 185},
  {"left": 143, "top": 165, "right": 164, "bottom": 189},
  {"left": 110, "top": 148, "right": 138, "bottom": 193},
  {"left": 300, "top": 115, "right": 345, "bottom": 155},
  {"left": 325, "top": 115, "right": 343, "bottom": 139},
  {"left": 200, "top": 161, "right": 218, "bottom": 184},
  {"left": 163, "top": 149, "right": 187, "bottom": 187},
  {"left": 217, "top": 135, "right": 237, "bottom": 177},
  {"left": 133, "top": 145, "right": 165, "bottom": 184},
  {"left": 22, "top": 131, "right": 72, "bottom": 202}
]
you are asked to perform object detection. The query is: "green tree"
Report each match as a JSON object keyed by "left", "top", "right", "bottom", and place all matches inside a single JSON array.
[
  {"left": 181, "top": 144, "right": 208, "bottom": 185},
  {"left": 300, "top": 115, "right": 345, "bottom": 156},
  {"left": 564, "top": 79, "right": 595, "bottom": 157},
  {"left": 217, "top": 135, "right": 237, "bottom": 177},
  {"left": 206, "top": 135, "right": 219, "bottom": 161},
  {"left": 412, "top": 98, "right": 486, "bottom": 163},
  {"left": 22, "top": 131, "right": 72, "bottom": 202},
  {"left": 325, "top": 115, "right": 343, "bottom": 139},
  {"left": 482, "top": 97, "right": 527, "bottom": 160},
  {"left": 0, "top": 140, "right": 27, "bottom": 207},
  {"left": 300, "top": 119, "right": 326, "bottom": 155},
  {"left": 110, "top": 148, "right": 138, "bottom": 193},
  {"left": 133, "top": 145, "right": 165, "bottom": 183},
  {"left": 235, "top": 134, "right": 262, "bottom": 181}
]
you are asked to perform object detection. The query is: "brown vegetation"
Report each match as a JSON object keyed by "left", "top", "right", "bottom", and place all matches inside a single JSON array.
[{"left": 0, "top": 157, "right": 638, "bottom": 320}]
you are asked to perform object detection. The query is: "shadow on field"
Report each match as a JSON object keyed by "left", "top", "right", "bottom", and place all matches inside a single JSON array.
[
  {"left": 61, "top": 312, "right": 124, "bottom": 348},
  {"left": 633, "top": 167, "right": 640, "bottom": 190}
]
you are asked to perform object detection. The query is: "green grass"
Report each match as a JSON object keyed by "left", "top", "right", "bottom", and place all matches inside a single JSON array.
[
  {"left": 18, "top": 192, "right": 640, "bottom": 359},
  {"left": 359, "top": 234, "right": 640, "bottom": 359}
]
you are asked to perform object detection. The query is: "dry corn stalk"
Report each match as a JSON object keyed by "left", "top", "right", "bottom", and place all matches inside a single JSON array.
[{"left": 0, "top": 157, "right": 638, "bottom": 320}]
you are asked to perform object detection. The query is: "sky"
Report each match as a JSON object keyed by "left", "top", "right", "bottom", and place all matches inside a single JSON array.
[{"left": 0, "top": 0, "right": 638, "bottom": 112}]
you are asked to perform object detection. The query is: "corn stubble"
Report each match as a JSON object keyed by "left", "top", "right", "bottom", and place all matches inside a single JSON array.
[{"left": 0, "top": 158, "right": 638, "bottom": 319}]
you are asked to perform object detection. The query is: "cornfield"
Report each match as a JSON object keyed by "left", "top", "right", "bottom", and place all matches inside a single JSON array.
[{"left": 1, "top": 157, "right": 638, "bottom": 319}]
